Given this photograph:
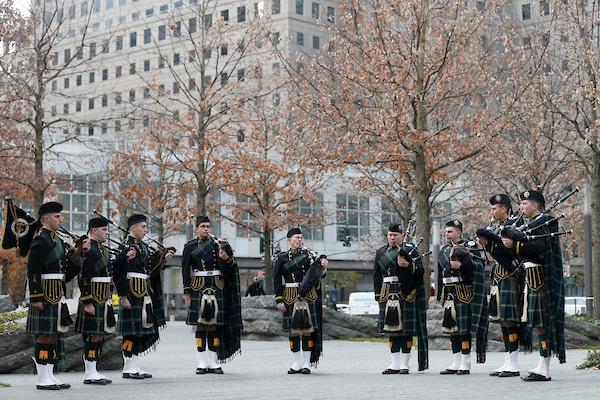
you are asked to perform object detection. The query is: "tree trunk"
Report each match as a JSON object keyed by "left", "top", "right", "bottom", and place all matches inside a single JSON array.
[
  {"left": 195, "top": 116, "right": 207, "bottom": 216},
  {"left": 413, "top": 8, "right": 431, "bottom": 300},
  {"left": 33, "top": 47, "right": 45, "bottom": 210},
  {"left": 263, "top": 225, "right": 273, "bottom": 294},
  {"left": 414, "top": 145, "right": 432, "bottom": 300},
  {"left": 592, "top": 151, "right": 600, "bottom": 318}
]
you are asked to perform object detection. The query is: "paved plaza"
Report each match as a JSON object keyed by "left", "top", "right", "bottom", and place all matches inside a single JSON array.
[{"left": 1, "top": 322, "right": 598, "bottom": 400}]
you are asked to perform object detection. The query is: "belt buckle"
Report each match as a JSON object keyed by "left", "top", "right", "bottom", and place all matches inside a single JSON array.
[{"left": 207, "top": 271, "right": 214, "bottom": 276}]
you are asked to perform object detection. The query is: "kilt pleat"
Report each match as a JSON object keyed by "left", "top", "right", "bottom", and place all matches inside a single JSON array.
[
  {"left": 26, "top": 302, "right": 59, "bottom": 335},
  {"left": 497, "top": 276, "right": 521, "bottom": 323},
  {"left": 117, "top": 295, "right": 156, "bottom": 336},
  {"left": 75, "top": 302, "right": 113, "bottom": 336}
]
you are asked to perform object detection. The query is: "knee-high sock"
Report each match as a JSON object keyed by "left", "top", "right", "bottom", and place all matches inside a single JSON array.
[
  {"left": 507, "top": 326, "right": 519, "bottom": 352},
  {"left": 289, "top": 336, "right": 300, "bottom": 352},
  {"left": 538, "top": 333, "right": 549, "bottom": 357},
  {"left": 399, "top": 335, "right": 413, "bottom": 354},
  {"left": 122, "top": 336, "right": 135, "bottom": 357},
  {"left": 301, "top": 335, "right": 314, "bottom": 352},
  {"left": 195, "top": 330, "right": 207, "bottom": 352},
  {"left": 450, "top": 335, "right": 462, "bottom": 354},
  {"left": 389, "top": 336, "right": 402, "bottom": 353},
  {"left": 34, "top": 342, "right": 52, "bottom": 365},
  {"left": 207, "top": 331, "right": 220, "bottom": 352},
  {"left": 461, "top": 333, "right": 471, "bottom": 355},
  {"left": 83, "top": 340, "right": 99, "bottom": 362}
]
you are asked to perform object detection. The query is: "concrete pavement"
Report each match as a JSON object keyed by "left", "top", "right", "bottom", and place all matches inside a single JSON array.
[{"left": 0, "top": 321, "right": 598, "bottom": 400}]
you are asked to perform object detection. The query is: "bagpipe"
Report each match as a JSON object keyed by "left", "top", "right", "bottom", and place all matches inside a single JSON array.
[
  {"left": 208, "top": 232, "right": 234, "bottom": 259},
  {"left": 92, "top": 209, "right": 176, "bottom": 273},
  {"left": 1, "top": 198, "right": 119, "bottom": 258},
  {"left": 502, "top": 187, "right": 578, "bottom": 242},
  {"left": 476, "top": 187, "right": 578, "bottom": 244},
  {"left": 398, "top": 219, "right": 432, "bottom": 263}
]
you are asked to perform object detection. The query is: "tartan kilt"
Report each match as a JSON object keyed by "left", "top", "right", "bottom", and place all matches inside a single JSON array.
[
  {"left": 443, "top": 284, "right": 472, "bottom": 334},
  {"left": 26, "top": 302, "right": 60, "bottom": 335},
  {"left": 378, "top": 297, "right": 418, "bottom": 335},
  {"left": 75, "top": 302, "right": 113, "bottom": 337},
  {"left": 454, "top": 299, "right": 472, "bottom": 333},
  {"left": 185, "top": 284, "right": 225, "bottom": 326},
  {"left": 117, "top": 295, "right": 156, "bottom": 336},
  {"left": 525, "top": 286, "right": 545, "bottom": 329},
  {"left": 282, "top": 299, "right": 319, "bottom": 333},
  {"left": 497, "top": 276, "right": 521, "bottom": 323}
]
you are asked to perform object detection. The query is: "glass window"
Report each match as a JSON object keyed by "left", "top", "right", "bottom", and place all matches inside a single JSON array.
[
  {"left": 236, "top": 196, "right": 259, "bottom": 237},
  {"left": 221, "top": 9, "right": 229, "bottom": 21},
  {"left": 80, "top": 1, "right": 88, "bottom": 17},
  {"left": 237, "top": 6, "right": 246, "bottom": 22},
  {"left": 311, "top": 2, "right": 319, "bottom": 19},
  {"left": 189, "top": 17, "right": 197, "bottom": 33},
  {"left": 272, "top": 0, "right": 280, "bottom": 14},
  {"left": 158, "top": 25, "right": 166, "bottom": 40},
  {"left": 312, "top": 35, "right": 320, "bottom": 49},
  {"left": 130, "top": 31, "right": 137, "bottom": 47},
  {"left": 144, "top": 28, "right": 151, "bottom": 44},
  {"left": 160, "top": 4, "right": 168, "bottom": 13},
  {"left": 336, "top": 194, "right": 370, "bottom": 241},
  {"left": 327, "top": 6, "right": 334, "bottom": 22},
  {"left": 521, "top": 3, "right": 531, "bottom": 20},
  {"left": 295, "top": 0, "right": 303, "bottom": 15},
  {"left": 298, "top": 193, "right": 323, "bottom": 240},
  {"left": 540, "top": 0, "right": 550, "bottom": 16}
]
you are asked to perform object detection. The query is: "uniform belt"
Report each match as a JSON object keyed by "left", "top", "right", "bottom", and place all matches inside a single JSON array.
[
  {"left": 41, "top": 273, "right": 64, "bottom": 280},
  {"left": 284, "top": 283, "right": 299, "bottom": 288},
  {"left": 523, "top": 262, "right": 542, "bottom": 269},
  {"left": 126, "top": 272, "right": 149, "bottom": 279},
  {"left": 443, "top": 277, "right": 463, "bottom": 284},
  {"left": 383, "top": 276, "right": 399, "bottom": 283},
  {"left": 193, "top": 270, "right": 222, "bottom": 277},
  {"left": 91, "top": 277, "right": 112, "bottom": 283}
]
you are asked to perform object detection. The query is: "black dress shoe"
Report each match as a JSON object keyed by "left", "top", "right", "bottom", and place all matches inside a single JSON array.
[
  {"left": 457, "top": 370, "right": 470, "bottom": 375},
  {"left": 103, "top": 378, "right": 112, "bottom": 384},
  {"left": 440, "top": 369, "right": 458, "bottom": 375},
  {"left": 122, "top": 372, "right": 145, "bottom": 379},
  {"left": 489, "top": 371, "right": 501, "bottom": 376},
  {"left": 498, "top": 371, "right": 520, "bottom": 377},
  {"left": 522, "top": 373, "right": 551, "bottom": 382},
  {"left": 301, "top": 368, "right": 311, "bottom": 375},
  {"left": 399, "top": 369, "right": 409, "bottom": 375},
  {"left": 208, "top": 367, "right": 224, "bottom": 374},
  {"left": 84, "top": 379, "right": 107, "bottom": 385},
  {"left": 287, "top": 368, "right": 302, "bottom": 374},
  {"left": 196, "top": 368, "right": 208, "bottom": 375},
  {"left": 139, "top": 372, "right": 153, "bottom": 378},
  {"left": 57, "top": 383, "right": 71, "bottom": 389},
  {"left": 382, "top": 369, "right": 400, "bottom": 375},
  {"left": 36, "top": 385, "right": 61, "bottom": 390}
]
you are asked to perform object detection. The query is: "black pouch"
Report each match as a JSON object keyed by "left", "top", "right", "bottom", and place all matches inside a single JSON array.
[
  {"left": 442, "top": 302, "right": 457, "bottom": 330},
  {"left": 60, "top": 302, "right": 73, "bottom": 326},
  {"left": 145, "top": 303, "right": 154, "bottom": 324},
  {"left": 106, "top": 305, "right": 116, "bottom": 328}
]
